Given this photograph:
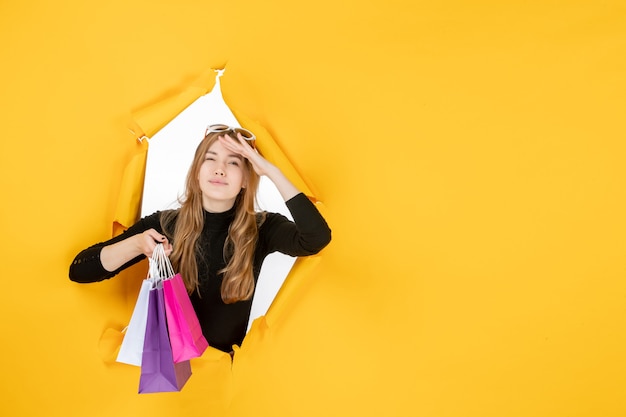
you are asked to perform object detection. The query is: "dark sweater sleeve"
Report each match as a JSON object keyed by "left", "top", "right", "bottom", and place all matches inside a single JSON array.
[
  {"left": 69, "top": 212, "right": 163, "bottom": 283},
  {"left": 260, "top": 193, "right": 332, "bottom": 256}
]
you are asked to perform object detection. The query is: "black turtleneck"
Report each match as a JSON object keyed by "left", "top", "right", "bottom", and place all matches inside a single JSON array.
[{"left": 69, "top": 193, "right": 331, "bottom": 352}]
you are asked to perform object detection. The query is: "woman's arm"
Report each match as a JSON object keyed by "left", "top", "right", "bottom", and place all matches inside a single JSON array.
[
  {"left": 259, "top": 193, "right": 332, "bottom": 256},
  {"left": 262, "top": 163, "right": 300, "bottom": 201},
  {"left": 69, "top": 213, "right": 172, "bottom": 283},
  {"left": 219, "top": 133, "right": 331, "bottom": 255},
  {"left": 100, "top": 229, "right": 171, "bottom": 272}
]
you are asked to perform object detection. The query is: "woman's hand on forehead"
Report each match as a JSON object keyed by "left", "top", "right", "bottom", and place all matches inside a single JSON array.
[{"left": 218, "top": 134, "right": 272, "bottom": 177}]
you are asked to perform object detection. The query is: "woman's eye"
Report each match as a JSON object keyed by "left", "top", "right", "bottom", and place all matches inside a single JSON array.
[{"left": 228, "top": 161, "right": 240, "bottom": 166}]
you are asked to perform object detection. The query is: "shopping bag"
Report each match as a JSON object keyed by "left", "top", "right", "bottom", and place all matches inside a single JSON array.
[
  {"left": 116, "top": 278, "right": 153, "bottom": 366},
  {"left": 164, "top": 273, "right": 209, "bottom": 362},
  {"left": 138, "top": 284, "right": 192, "bottom": 393}
]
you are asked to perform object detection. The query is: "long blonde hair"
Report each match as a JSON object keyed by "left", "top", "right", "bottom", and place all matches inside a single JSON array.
[{"left": 161, "top": 131, "right": 261, "bottom": 303}]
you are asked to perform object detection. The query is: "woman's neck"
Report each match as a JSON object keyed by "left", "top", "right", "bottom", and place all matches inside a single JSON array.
[{"left": 201, "top": 198, "right": 236, "bottom": 213}]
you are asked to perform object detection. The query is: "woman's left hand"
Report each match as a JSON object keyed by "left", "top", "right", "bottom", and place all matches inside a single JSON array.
[
  {"left": 219, "top": 131, "right": 300, "bottom": 201},
  {"left": 218, "top": 133, "right": 273, "bottom": 176}
]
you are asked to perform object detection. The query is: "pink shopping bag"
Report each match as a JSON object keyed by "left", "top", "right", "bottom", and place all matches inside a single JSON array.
[{"left": 163, "top": 273, "right": 209, "bottom": 363}]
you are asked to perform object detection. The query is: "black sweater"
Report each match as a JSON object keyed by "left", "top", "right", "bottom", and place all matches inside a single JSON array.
[{"left": 69, "top": 193, "right": 331, "bottom": 352}]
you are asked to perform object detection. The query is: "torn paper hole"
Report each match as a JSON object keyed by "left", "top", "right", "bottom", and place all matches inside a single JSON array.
[{"left": 141, "top": 70, "right": 296, "bottom": 332}]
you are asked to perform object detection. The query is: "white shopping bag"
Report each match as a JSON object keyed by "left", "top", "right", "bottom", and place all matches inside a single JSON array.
[{"left": 116, "top": 278, "right": 154, "bottom": 366}]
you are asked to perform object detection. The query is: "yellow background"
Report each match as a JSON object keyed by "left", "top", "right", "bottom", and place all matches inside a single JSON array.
[{"left": 1, "top": 1, "right": 625, "bottom": 416}]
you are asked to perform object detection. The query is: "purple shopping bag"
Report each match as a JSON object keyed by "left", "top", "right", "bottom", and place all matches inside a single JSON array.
[
  {"left": 138, "top": 285, "right": 191, "bottom": 394},
  {"left": 164, "top": 273, "right": 209, "bottom": 363}
]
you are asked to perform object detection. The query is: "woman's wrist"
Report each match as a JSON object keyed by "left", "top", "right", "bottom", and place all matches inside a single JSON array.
[{"left": 266, "top": 167, "right": 300, "bottom": 201}]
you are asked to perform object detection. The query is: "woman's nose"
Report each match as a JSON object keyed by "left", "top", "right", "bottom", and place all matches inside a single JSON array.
[{"left": 214, "top": 167, "right": 225, "bottom": 176}]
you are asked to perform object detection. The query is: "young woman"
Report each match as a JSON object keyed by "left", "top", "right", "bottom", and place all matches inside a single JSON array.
[{"left": 69, "top": 125, "right": 332, "bottom": 353}]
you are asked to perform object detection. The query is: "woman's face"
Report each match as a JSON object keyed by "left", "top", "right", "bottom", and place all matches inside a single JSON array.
[{"left": 197, "top": 138, "right": 246, "bottom": 212}]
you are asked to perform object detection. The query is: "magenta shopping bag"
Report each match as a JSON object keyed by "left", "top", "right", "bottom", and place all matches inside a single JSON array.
[
  {"left": 138, "top": 286, "right": 191, "bottom": 394},
  {"left": 164, "top": 273, "right": 209, "bottom": 363}
]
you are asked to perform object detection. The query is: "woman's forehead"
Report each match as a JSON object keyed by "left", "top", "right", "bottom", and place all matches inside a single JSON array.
[{"left": 206, "top": 140, "right": 242, "bottom": 159}]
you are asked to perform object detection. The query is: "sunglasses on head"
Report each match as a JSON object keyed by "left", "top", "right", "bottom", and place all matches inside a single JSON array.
[{"left": 205, "top": 124, "right": 256, "bottom": 145}]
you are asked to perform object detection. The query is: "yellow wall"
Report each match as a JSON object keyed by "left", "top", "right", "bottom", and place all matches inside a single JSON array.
[{"left": 1, "top": 1, "right": 625, "bottom": 416}]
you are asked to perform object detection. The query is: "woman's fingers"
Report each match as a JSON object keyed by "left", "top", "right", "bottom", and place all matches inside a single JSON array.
[
  {"left": 162, "top": 240, "right": 173, "bottom": 256},
  {"left": 140, "top": 229, "right": 170, "bottom": 258},
  {"left": 219, "top": 134, "right": 249, "bottom": 156},
  {"left": 219, "top": 134, "right": 269, "bottom": 175},
  {"left": 236, "top": 132, "right": 255, "bottom": 150}
]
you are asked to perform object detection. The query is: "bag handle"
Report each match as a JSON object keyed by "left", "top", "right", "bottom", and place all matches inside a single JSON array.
[{"left": 149, "top": 243, "right": 176, "bottom": 284}]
